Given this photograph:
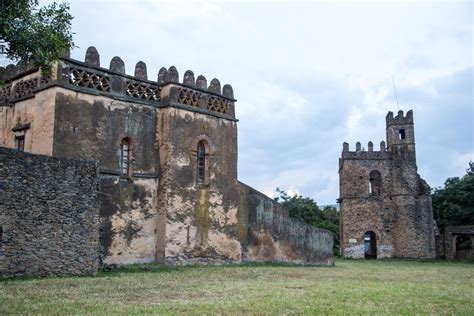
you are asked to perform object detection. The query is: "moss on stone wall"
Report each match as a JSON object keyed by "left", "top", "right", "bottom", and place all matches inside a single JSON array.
[
  {"left": 237, "top": 186, "right": 248, "bottom": 242},
  {"left": 195, "top": 187, "right": 210, "bottom": 244}
]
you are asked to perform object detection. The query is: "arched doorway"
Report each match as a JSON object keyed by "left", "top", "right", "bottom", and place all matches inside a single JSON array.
[{"left": 364, "top": 231, "right": 377, "bottom": 259}]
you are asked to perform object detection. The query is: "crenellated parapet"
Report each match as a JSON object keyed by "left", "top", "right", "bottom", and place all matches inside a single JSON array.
[
  {"left": 341, "top": 141, "right": 390, "bottom": 160},
  {"left": 386, "top": 110, "right": 413, "bottom": 126},
  {"left": 0, "top": 46, "right": 237, "bottom": 120},
  {"left": 156, "top": 66, "right": 235, "bottom": 118}
]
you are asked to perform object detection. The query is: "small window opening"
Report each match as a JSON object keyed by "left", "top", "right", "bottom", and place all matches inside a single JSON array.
[
  {"left": 369, "top": 170, "right": 382, "bottom": 195},
  {"left": 15, "top": 135, "right": 25, "bottom": 152},
  {"left": 399, "top": 129, "right": 406, "bottom": 140},
  {"left": 120, "top": 138, "right": 131, "bottom": 177},
  {"left": 197, "top": 141, "right": 206, "bottom": 185}
]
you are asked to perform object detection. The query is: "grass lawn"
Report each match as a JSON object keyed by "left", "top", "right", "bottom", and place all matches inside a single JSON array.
[{"left": 1, "top": 259, "right": 473, "bottom": 314}]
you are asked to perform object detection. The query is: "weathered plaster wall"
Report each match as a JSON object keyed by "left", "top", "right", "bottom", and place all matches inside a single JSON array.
[
  {"left": 99, "top": 177, "right": 158, "bottom": 265},
  {"left": 157, "top": 97, "right": 334, "bottom": 265},
  {"left": 52, "top": 89, "right": 158, "bottom": 173},
  {"left": 239, "top": 182, "right": 334, "bottom": 265},
  {"left": 0, "top": 86, "right": 57, "bottom": 155},
  {"left": 52, "top": 89, "right": 160, "bottom": 265},
  {"left": 158, "top": 106, "right": 241, "bottom": 263},
  {"left": 0, "top": 147, "right": 99, "bottom": 277}
]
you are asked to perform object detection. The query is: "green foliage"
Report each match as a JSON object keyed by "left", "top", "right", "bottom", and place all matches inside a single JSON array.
[
  {"left": 432, "top": 162, "right": 474, "bottom": 233},
  {"left": 0, "top": 0, "right": 74, "bottom": 76},
  {"left": 274, "top": 188, "right": 340, "bottom": 253}
]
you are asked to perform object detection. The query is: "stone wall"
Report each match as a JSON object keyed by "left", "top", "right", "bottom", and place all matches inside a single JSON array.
[
  {"left": 0, "top": 147, "right": 99, "bottom": 277},
  {"left": 435, "top": 234, "right": 445, "bottom": 259},
  {"left": 442, "top": 226, "right": 474, "bottom": 260},
  {"left": 239, "top": 182, "right": 334, "bottom": 265},
  {"left": 339, "top": 155, "right": 396, "bottom": 259}
]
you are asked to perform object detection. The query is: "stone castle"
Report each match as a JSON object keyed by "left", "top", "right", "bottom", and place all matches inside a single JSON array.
[
  {"left": 339, "top": 110, "right": 436, "bottom": 259},
  {"left": 0, "top": 47, "right": 334, "bottom": 277}
]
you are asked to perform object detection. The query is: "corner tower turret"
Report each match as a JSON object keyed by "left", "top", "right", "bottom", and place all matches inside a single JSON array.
[{"left": 386, "top": 110, "right": 416, "bottom": 164}]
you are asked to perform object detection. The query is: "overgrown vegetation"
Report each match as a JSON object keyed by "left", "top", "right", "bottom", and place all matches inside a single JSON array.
[
  {"left": 432, "top": 161, "right": 474, "bottom": 233},
  {"left": 1, "top": 260, "right": 472, "bottom": 314},
  {"left": 274, "top": 188, "right": 339, "bottom": 253},
  {"left": 0, "top": 0, "right": 74, "bottom": 76}
]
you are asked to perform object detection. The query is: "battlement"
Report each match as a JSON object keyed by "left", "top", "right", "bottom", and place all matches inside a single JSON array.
[
  {"left": 341, "top": 141, "right": 390, "bottom": 160},
  {"left": 0, "top": 46, "right": 236, "bottom": 120},
  {"left": 386, "top": 110, "right": 413, "bottom": 126}
]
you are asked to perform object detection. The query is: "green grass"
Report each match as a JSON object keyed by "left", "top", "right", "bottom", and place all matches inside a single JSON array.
[{"left": 1, "top": 259, "right": 473, "bottom": 314}]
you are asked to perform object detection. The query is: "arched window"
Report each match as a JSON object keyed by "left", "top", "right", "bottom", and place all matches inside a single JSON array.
[
  {"left": 197, "top": 141, "right": 207, "bottom": 185},
  {"left": 369, "top": 170, "right": 382, "bottom": 195},
  {"left": 121, "top": 138, "right": 131, "bottom": 177},
  {"left": 15, "top": 135, "right": 25, "bottom": 152}
]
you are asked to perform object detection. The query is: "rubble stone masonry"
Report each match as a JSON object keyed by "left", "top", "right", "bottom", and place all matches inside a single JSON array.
[{"left": 0, "top": 147, "right": 99, "bottom": 277}]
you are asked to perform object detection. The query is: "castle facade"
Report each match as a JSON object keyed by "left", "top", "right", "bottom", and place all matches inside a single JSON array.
[{"left": 0, "top": 47, "right": 333, "bottom": 276}]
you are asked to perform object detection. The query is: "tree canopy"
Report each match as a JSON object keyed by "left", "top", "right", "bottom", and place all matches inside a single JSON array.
[
  {"left": 0, "top": 0, "right": 74, "bottom": 75},
  {"left": 432, "top": 161, "right": 474, "bottom": 232},
  {"left": 274, "top": 188, "right": 340, "bottom": 253}
]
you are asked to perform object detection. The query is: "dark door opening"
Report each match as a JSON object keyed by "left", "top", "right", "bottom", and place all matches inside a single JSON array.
[
  {"left": 455, "top": 235, "right": 473, "bottom": 260},
  {"left": 364, "top": 231, "right": 377, "bottom": 259}
]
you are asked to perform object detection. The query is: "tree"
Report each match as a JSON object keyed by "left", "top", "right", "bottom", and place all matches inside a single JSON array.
[
  {"left": 274, "top": 188, "right": 340, "bottom": 254},
  {"left": 0, "top": 0, "right": 74, "bottom": 76},
  {"left": 432, "top": 162, "right": 474, "bottom": 233}
]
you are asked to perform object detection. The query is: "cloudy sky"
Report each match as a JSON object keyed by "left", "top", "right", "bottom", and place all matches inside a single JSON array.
[{"left": 59, "top": 0, "right": 471, "bottom": 204}]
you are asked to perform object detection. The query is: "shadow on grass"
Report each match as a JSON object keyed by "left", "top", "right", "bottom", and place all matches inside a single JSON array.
[
  {"left": 2, "top": 258, "right": 470, "bottom": 282},
  {"left": 0, "top": 260, "right": 335, "bottom": 282},
  {"left": 98, "top": 260, "right": 334, "bottom": 276}
]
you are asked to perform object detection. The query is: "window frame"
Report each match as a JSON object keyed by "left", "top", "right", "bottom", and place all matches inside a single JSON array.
[
  {"left": 197, "top": 141, "right": 206, "bottom": 185},
  {"left": 399, "top": 129, "right": 406, "bottom": 140},
  {"left": 15, "top": 135, "right": 25, "bottom": 152},
  {"left": 120, "top": 138, "right": 132, "bottom": 179},
  {"left": 196, "top": 140, "right": 211, "bottom": 186}
]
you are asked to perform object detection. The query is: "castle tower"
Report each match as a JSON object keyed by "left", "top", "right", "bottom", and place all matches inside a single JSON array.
[
  {"left": 386, "top": 110, "right": 416, "bottom": 164},
  {"left": 155, "top": 71, "right": 241, "bottom": 261},
  {"left": 339, "top": 110, "right": 436, "bottom": 259}
]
